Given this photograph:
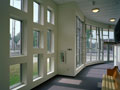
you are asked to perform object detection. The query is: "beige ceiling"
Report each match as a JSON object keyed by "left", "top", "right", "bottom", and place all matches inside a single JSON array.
[{"left": 53, "top": 0, "right": 120, "bottom": 25}]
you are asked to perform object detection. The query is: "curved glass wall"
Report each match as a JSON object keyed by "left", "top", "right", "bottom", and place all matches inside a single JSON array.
[{"left": 86, "top": 25, "right": 114, "bottom": 63}]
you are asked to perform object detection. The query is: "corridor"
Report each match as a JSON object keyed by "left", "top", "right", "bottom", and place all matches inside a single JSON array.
[{"left": 32, "top": 62, "right": 114, "bottom": 90}]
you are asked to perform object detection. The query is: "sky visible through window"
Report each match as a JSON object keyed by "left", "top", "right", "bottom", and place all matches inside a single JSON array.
[
  {"left": 10, "top": 19, "right": 21, "bottom": 37},
  {"left": 33, "top": 2, "right": 39, "bottom": 23},
  {"left": 92, "top": 30, "right": 96, "bottom": 39},
  {"left": 109, "top": 31, "right": 114, "bottom": 39},
  {"left": 10, "top": 0, "right": 22, "bottom": 10},
  {"left": 10, "top": 18, "right": 21, "bottom": 56},
  {"left": 91, "top": 29, "right": 96, "bottom": 43},
  {"left": 47, "top": 10, "right": 51, "bottom": 23},
  {"left": 103, "top": 30, "right": 108, "bottom": 35}
]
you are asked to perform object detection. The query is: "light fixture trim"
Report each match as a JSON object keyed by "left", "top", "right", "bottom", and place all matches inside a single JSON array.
[
  {"left": 110, "top": 18, "right": 116, "bottom": 22},
  {"left": 92, "top": 8, "right": 100, "bottom": 13}
]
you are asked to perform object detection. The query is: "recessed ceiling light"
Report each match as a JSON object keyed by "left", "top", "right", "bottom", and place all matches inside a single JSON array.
[
  {"left": 92, "top": 8, "right": 100, "bottom": 13},
  {"left": 110, "top": 18, "right": 116, "bottom": 22}
]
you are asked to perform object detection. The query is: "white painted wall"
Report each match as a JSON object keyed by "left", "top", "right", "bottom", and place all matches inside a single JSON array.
[
  {"left": 57, "top": 2, "right": 76, "bottom": 76},
  {"left": 0, "top": 0, "right": 9, "bottom": 90}
]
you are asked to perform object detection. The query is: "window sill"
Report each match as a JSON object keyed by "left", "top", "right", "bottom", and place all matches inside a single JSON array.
[
  {"left": 33, "top": 47, "right": 39, "bottom": 49},
  {"left": 47, "top": 22, "right": 55, "bottom": 25},
  {"left": 10, "top": 55, "right": 27, "bottom": 58},
  {"left": 47, "top": 52, "right": 54, "bottom": 54},
  {"left": 33, "top": 77, "right": 42, "bottom": 82},
  {"left": 76, "top": 64, "right": 84, "bottom": 70},
  {"left": 11, "top": 84, "right": 26, "bottom": 90},
  {"left": 33, "top": 22, "right": 40, "bottom": 24},
  {"left": 47, "top": 71, "right": 54, "bottom": 75}
]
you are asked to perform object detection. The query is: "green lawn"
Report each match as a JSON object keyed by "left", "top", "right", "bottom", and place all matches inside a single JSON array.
[
  {"left": 10, "top": 64, "right": 20, "bottom": 86},
  {"left": 33, "top": 62, "right": 38, "bottom": 78}
]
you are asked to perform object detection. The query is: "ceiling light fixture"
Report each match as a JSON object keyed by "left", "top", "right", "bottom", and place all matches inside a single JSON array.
[
  {"left": 92, "top": 8, "right": 100, "bottom": 13},
  {"left": 91, "top": 1, "right": 100, "bottom": 13},
  {"left": 110, "top": 18, "right": 116, "bottom": 22}
]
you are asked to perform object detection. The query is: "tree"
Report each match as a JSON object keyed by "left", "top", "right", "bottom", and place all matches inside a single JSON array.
[{"left": 14, "top": 33, "right": 20, "bottom": 44}]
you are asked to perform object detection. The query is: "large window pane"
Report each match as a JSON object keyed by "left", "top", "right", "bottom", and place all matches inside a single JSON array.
[
  {"left": 33, "top": 31, "right": 40, "bottom": 48},
  {"left": 33, "top": 54, "right": 39, "bottom": 79},
  {"left": 86, "top": 25, "right": 98, "bottom": 62},
  {"left": 100, "top": 28, "right": 103, "bottom": 51},
  {"left": 91, "top": 29, "right": 96, "bottom": 39},
  {"left": 86, "top": 49, "right": 91, "bottom": 62},
  {"left": 86, "top": 25, "right": 91, "bottom": 62},
  {"left": 86, "top": 25, "right": 91, "bottom": 49},
  {"left": 76, "top": 17, "right": 82, "bottom": 67},
  {"left": 76, "top": 29, "right": 80, "bottom": 67},
  {"left": 10, "top": 18, "right": 22, "bottom": 57},
  {"left": 10, "top": 0, "right": 22, "bottom": 10},
  {"left": 103, "top": 29, "right": 108, "bottom": 35},
  {"left": 109, "top": 29, "right": 114, "bottom": 61},
  {"left": 109, "top": 45, "right": 114, "bottom": 61},
  {"left": 86, "top": 37, "right": 91, "bottom": 49},
  {"left": 92, "top": 53, "right": 97, "bottom": 61},
  {"left": 100, "top": 52, "right": 103, "bottom": 61},
  {"left": 10, "top": 64, "right": 21, "bottom": 88},
  {"left": 103, "top": 29, "right": 108, "bottom": 61},
  {"left": 91, "top": 40, "right": 97, "bottom": 49},
  {"left": 33, "top": 2, "right": 40, "bottom": 23},
  {"left": 109, "top": 30, "right": 114, "bottom": 40},
  {"left": 91, "top": 27, "right": 97, "bottom": 61},
  {"left": 100, "top": 29, "right": 103, "bottom": 39},
  {"left": 103, "top": 36, "right": 108, "bottom": 40},
  {"left": 103, "top": 45, "right": 108, "bottom": 61}
]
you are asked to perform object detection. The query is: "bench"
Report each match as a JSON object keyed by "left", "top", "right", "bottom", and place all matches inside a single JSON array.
[{"left": 102, "top": 66, "right": 120, "bottom": 90}]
